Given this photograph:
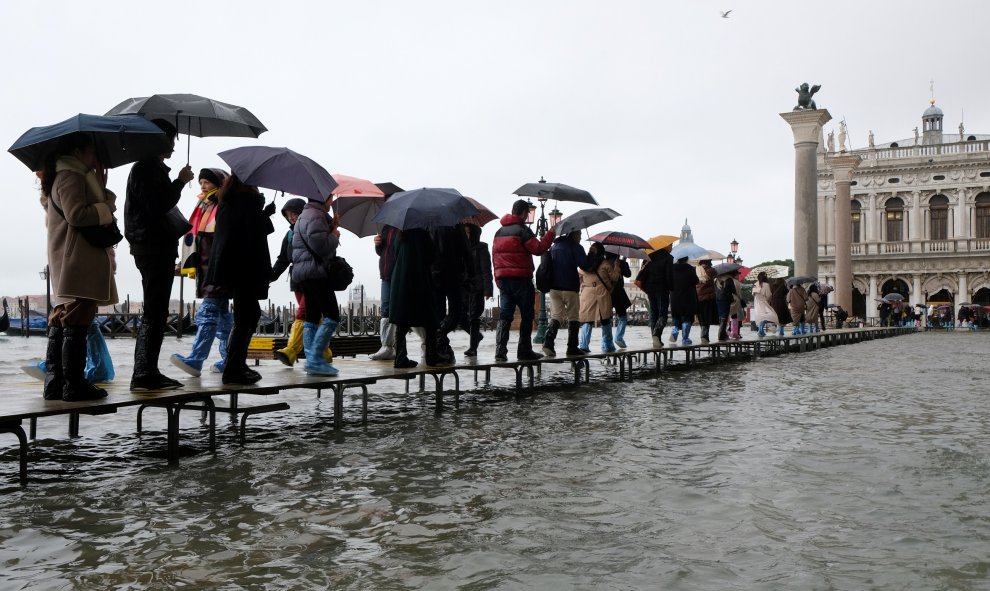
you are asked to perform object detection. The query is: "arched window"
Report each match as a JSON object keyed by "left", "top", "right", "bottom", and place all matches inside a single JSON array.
[
  {"left": 976, "top": 193, "right": 990, "bottom": 238},
  {"left": 885, "top": 197, "right": 904, "bottom": 241},
  {"left": 851, "top": 200, "right": 862, "bottom": 243},
  {"left": 930, "top": 194, "right": 949, "bottom": 240}
]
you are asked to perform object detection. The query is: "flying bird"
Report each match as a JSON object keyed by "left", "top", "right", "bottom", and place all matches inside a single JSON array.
[{"left": 720, "top": 9, "right": 732, "bottom": 18}]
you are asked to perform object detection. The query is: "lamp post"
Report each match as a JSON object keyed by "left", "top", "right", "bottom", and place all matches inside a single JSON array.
[
  {"left": 531, "top": 198, "right": 563, "bottom": 344},
  {"left": 39, "top": 265, "right": 51, "bottom": 315},
  {"left": 726, "top": 238, "right": 739, "bottom": 264}
]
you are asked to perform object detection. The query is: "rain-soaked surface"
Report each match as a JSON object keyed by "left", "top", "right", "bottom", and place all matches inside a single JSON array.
[{"left": 0, "top": 330, "right": 988, "bottom": 590}]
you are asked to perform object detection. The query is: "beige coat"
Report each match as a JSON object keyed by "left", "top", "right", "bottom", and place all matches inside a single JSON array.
[
  {"left": 805, "top": 291, "right": 821, "bottom": 324},
  {"left": 47, "top": 160, "right": 118, "bottom": 306},
  {"left": 786, "top": 285, "right": 808, "bottom": 324},
  {"left": 578, "top": 259, "right": 621, "bottom": 323}
]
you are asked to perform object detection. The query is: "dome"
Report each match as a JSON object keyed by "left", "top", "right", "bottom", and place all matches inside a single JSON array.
[
  {"left": 681, "top": 218, "right": 691, "bottom": 232},
  {"left": 923, "top": 104, "right": 943, "bottom": 118}
]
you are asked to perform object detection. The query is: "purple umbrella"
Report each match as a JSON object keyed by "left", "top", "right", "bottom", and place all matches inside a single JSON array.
[{"left": 217, "top": 146, "right": 337, "bottom": 202}]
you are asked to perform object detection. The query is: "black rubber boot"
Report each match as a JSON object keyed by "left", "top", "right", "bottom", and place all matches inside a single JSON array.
[
  {"left": 131, "top": 323, "right": 183, "bottom": 391},
  {"left": 62, "top": 325, "right": 108, "bottom": 402},
  {"left": 43, "top": 326, "right": 65, "bottom": 401},
  {"left": 424, "top": 327, "right": 452, "bottom": 367},
  {"left": 718, "top": 318, "right": 729, "bottom": 341},
  {"left": 393, "top": 325, "right": 418, "bottom": 368},
  {"left": 436, "top": 316, "right": 456, "bottom": 363},
  {"left": 565, "top": 321, "right": 584, "bottom": 356},
  {"left": 223, "top": 324, "right": 261, "bottom": 385},
  {"left": 516, "top": 319, "right": 543, "bottom": 361},
  {"left": 494, "top": 320, "right": 510, "bottom": 362},
  {"left": 541, "top": 319, "right": 560, "bottom": 357},
  {"left": 464, "top": 319, "right": 483, "bottom": 357}
]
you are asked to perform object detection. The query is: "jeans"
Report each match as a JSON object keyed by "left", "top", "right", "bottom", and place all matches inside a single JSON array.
[
  {"left": 648, "top": 291, "right": 670, "bottom": 331},
  {"left": 497, "top": 277, "right": 535, "bottom": 324}
]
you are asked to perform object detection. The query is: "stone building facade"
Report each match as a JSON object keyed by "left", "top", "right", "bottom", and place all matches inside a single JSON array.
[{"left": 817, "top": 101, "right": 990, "bottom": 320}]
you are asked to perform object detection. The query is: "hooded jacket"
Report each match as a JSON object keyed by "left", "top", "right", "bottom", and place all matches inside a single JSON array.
[{"left": 492, "top": 213, "right": 554, "bottom": 281}]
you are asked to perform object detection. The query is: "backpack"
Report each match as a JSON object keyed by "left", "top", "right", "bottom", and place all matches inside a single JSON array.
[{"left": 535, "top": 251, "right": 554, "bottom": 292}]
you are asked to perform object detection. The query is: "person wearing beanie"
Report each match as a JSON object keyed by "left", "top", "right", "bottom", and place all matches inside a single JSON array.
[
  {"left": 270, "top": 197, "right": 332, "bottom": 367},
  {"left": 124, "top": 118, "right": 195, "bottom": 391},
  {"left": 491, "top": 199, "right": 555, "bottom": 362},
  {"left": 170, "top": 168, "right": 235, "bottom": 377}
]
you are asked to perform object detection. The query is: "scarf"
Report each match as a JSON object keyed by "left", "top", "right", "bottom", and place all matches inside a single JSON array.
[{"left": 188, "top": 189, "right": 220, "bottom": 235}]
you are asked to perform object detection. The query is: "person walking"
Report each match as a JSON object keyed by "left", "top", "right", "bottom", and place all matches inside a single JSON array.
[
  {"left": 715, "top": 271, "right": 735, "bottom": 341},
  {"left": 669, "top": 256, "right": 699, "bottom": 345},
  {"left": 204, "top": 175, "right": 275, "bottom": 384},
  {"left": 727, "top": 270, "right": 745, "bottom": 339},
  {"left": 805, "top": 283, "right": 822, "bottom": 333},
  {"left": 290, "top": 198, "right": 342, "bottom": 376},
  {"left": 695, "top": 259, "right": 718, "bottom": 343},
  {"left": 170, "top": 168, "right": 233, "bottom": 377},
  {"left": 787, "top": 282, "right": 810, "bottom": 335},
  {"left": 432, "top": 223, "right": 474, "bottom": 363},
  {"left": 770, "top": 278, "right": 791, "bottom": 337},
  {"left": 542, "top": 230, "right": 586, "bottom": 357},
  {"left": 124, "top": 119, "right": 194, "bottom": 391},
  {"left": 578, "top": 242, "right": 621, "bottom": 352},
  {"left": 635, "top": 245, "right": 673, "bottom": 348},
  {"left": 606, "top": 252, "right": 632, "bottom": 349},
  {"left": 270, "top": 198, "right": 332, "bottom": 367},
  {"left": 369, "top": 224, "right": 400, "bottom": 361},
  {"left": 462, "top": 223, "right": 493, "bottom": 357},
  {"left": 751, "top": 271, "right": 779, "bottom": 338},
  {"left": 491, "top": 199, "right": 555, "bottom": 362},
  {"left": 40, "top": 132, "right": 118, "bottom": 401},
  {"left": 388, "top": 228, "right": 444, "bottom": 368}
]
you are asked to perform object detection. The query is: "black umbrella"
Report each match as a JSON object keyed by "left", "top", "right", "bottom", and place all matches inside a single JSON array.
[
  {"left": 713, "top": 262, "right": 743, "bottom": 276},
  {"left": 375, "top": 182, "right": 405, "bottom": 197},
  {"left": 513, "top": 178, "right": 597, "bottom": 204},
  {"left": 8, "top": 113, "right": 168, "bottom": 171},
  {"left": 785, "top": 275, "right": 817, "bottom": 287},
  {"left": 555, "top": 207, "right": 621, "bottom": 235},
  {"left": 218, "top": 146, "right": 337, "bottom": 202},
  {"left": 106, "top": 93, "right": 267, "bottom": 162},
  {"left": 371, "top": 188, "right": 479, "bottom": 230}
]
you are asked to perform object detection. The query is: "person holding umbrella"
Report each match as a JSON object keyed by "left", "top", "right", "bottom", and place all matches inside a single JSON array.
[
  {"left": 491, "top": 199, "right": 555, "bottom": 362},
  {"left": 369, "top": 223, "right": 400, "bottom": 361},
  {"left": 805, "top": 283, "right": 822, "bottom": 333},
  {"left": 605, "top": 251, "right": 632, "bottom": 349},
  {"left": 124, "top": 119, "right": 194, "bottom": 390},
  {"left": 578, "top": 242, "right": 621, "bottom": 352},
  {"left": 669, "top": 256, "right": 699, "bottom": 345},
  {"left": 695, "top": 259, "right": 718, "bottom": 343},
  {"left": 431, "top": 223, "right": 474, "bottom": 363},
  {"left": 787, "top": 281, "right": 810, "bottom": 335},
  {"left": 542, "top": 230, "right": 587, "bottom": 357},
  {"left": 39, "top": 133, "right": 118, "bottom": 401},
  {"left": 204, "top": 175, "right": 275, "bottom": 384},
  {"left": 636, "top": 244, "right": 674, "bottom": 348},
  {"left": 751, "top": 271, "right": 778, "bottom": 338},
  {"left": 462, "top": 222, "right": 493, "bottom": 358}
]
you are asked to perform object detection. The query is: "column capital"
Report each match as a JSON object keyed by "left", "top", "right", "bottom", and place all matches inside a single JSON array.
[
  {"left": 829, "top": 155, "right": 861, "bottom": 183},
  {"left": 780, "top": 109, "right": 833, "bottom": 145}
]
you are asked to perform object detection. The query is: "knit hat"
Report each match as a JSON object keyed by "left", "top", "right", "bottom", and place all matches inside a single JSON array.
[
  {"left": 198, "top": 168, "right": 227, "bottom": 188},
  {"left": 281, "top": 197, "right": 306, "bottom": 219}
]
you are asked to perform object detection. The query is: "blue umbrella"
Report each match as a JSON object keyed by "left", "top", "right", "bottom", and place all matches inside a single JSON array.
[
  {"left": 217, "top": 146, "right": 337, "bottom": 202},
  {"left": 371, "top": 188, "right": 479, "bottom": 230},
  {"left": 8, "top": 113, "right": 169, "bottom": 171},
  {"left": 670, "top": 242, "right": 710, "bottom": 260}
]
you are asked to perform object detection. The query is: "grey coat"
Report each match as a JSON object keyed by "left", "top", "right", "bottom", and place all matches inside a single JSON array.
[{"left": 291, "top": 201, "right": 338, "bottom": 284}]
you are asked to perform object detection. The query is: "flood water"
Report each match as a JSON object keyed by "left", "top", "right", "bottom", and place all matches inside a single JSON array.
[{"left": 0, "top": 330, "right": 988, "bottom": 590}]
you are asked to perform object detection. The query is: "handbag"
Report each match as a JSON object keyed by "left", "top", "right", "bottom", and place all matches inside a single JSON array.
[
  {"left": 297, "top": 230, "right": 354, "bottom": 291},
  {"left": 49, "top": 197, "right": 123, "bottom": 248},
  {"left": 165, "top": 206, "right": 193, "bottom": 239}
]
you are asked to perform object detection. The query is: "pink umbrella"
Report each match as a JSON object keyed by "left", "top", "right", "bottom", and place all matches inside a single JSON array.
[
  {"left": 462, "top": 197, "right": 497, "bottom": 227},
  {"left": 331, "top": 174, "right": 386, "bottom": 237},
  {"left": 331, "top": 173, "right": 386, "bottom": 198}
]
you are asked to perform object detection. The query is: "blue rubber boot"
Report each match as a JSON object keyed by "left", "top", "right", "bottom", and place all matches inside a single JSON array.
[
  {"left": 305, "top": 318, "right": 339, "bottom": 376},
  {"left": 170, "top": 299, "right": 221, "bottom": 377},
  {"left": 601, "top": 320, "right": 616, "bottom": 353},
  {"left": 578, "top": 322, "right": 592, "bottom": 353},
  {"left": 669, "top": 323, "right": 679, "bottom": 343},
  {"left": 213, "top": 307, "right": 233, "bottom": 373},
  {"left": 757, "top": 320, "right": 766, "bottom": 338},
  {"left": 84, "top": 319, "right": 114, "bottom": 382},
  {"left": 615, "top": 315, "right": 628, "bottom": 348},
  {"left": 778, "top": 324, "right": 785, "bottom": 337},
  {"left": 681, "top": 322, "right": 692, "bottom": 345},
  {"left": 792, "top": 324, "right": 801, "bottom": 335}
]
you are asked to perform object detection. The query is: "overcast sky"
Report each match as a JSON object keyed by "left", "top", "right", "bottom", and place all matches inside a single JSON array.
[{"left": 2, "top": 0, "right": 987, "bottom": 308}]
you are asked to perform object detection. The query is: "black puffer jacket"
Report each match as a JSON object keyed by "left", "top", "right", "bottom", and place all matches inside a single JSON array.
[{"left": 124, "top": 159, "right": 185, "bottom": 256}]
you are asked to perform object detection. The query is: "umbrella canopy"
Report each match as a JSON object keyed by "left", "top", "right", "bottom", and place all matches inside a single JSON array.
[
  {"left": 882, "top": 293, "right": 905, "bottom": 302},
  {"left": 375, "top": 182, "right": 404, "bottom": 197},
  {"left": 106, "top": 93, "right": 267, "bottom": 138},
  {"left": 644, "top": 234, "right": 678, "bottom": 253},
  {"left": 513, "top": 179, "right": 598, "bottom": 204},
  {"left": 371, "top": 187, "right": 479, "bottom": 230},
  {"left": 331, "top": 174, "right": 385, "bottom": 198},
  {"left": 555, "top": 207, "right": 621, "bottom": 235},
  {"left": 8, "top": 113, "right": 169, "bottom": 171},
  {"left": 588, "top": 231, "right": 650, "bottom": 249},
  {"left": 703, "top": 249, "right": 726, "bottom": 260},
  {"left": 785, "top": 275, "right": 817, "bottom": 286},
  {"left": 217, "top": 146, "right": 337, "bottom": 202},
  {"left": 670, "top": 242, "right": 710, "bottom": 261},
  {"left": 713, "top": 262, "right": 743, "bottom": 276},
  {"left": 331, "top": 174, "right": 386, "bottom": 237},
  {"left": 604, "top": 244, "right": 649, "bottom": 260},
  {"left": 737, "top": 266, "right": 753, "bottom": 281},
  {"left": 462, "top": 197, "right": 497, "bottom": 227}
]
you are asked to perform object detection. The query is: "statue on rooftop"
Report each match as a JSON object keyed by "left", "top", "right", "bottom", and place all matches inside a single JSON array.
[
  {"left": 868, "top": 130, "right": 875, "bottom": 149},
  {"left": 794, "top": 83, "right": 821, "bottom": 110}
]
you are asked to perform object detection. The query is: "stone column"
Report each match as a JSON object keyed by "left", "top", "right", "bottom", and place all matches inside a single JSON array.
[
  {"left": 868, "top": 275, "right": 878, "bottom": 322},
  {"left": 911, "top": 191, "right": 922, "bottom": 242},
  {"left": 958, "top": 273, "right": 969, "bottom": 319},
  {"left": 912, "top": 274, "right": 923, "bottom": 306},
  {"left": 955, "top": 188, "right": 968, "bottom": 239},
  {"left": 830, "top": 155, "right": 860, "bottom": 312},
  {"left": 781, "top": 109, "right": 832, "bottom": 277}
]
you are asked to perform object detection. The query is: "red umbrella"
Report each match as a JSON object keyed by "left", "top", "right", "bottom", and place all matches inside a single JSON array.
[
  {"left": 331, "top": 174, "right": 386, "bottom": 237},
  {"left": 588, "top": 230, "right": 651, "bottom": 249},
  {"left": 462, "top": 197, "right": 497, "bottom": 227},
  {"left": 737, "top": 266, "right": 753, "bottom": 281}
]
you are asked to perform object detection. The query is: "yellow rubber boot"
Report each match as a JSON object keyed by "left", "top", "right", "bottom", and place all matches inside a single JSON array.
[{"left": 275, "top": 320, "right": 304, "bottom": 366}]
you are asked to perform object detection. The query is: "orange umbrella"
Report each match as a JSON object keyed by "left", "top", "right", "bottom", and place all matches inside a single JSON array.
[{"left": 644, "top": 234, "right": 678, "bottom": 253}]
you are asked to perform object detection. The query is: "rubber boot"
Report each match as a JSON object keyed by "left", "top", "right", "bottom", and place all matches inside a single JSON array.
[
  {"left": 681, "top": 322, "right": 692, "bottom": 345},
  {"left": 757, "top": 320, "right": 767, "bottom": 338},
  {"left": 393, "top": 326, "right": 417, "bottom": 368},
  {"left": 601, "top": 320, "right": 616, "bottom": 353},
  {"left": 170, "top": 302, "right": 219, "bottom": 377},
  {"left": 424, "top": 326, "right": 452, "bottom": 367},
  {"left": 652, "top": 319, "right": 666, "bottom": 348},
  {"left": 43, "top": 326, "right": 64, "bottom": 400},
  {"left": 412, "top": 326, "right": 427, "bottom": 356},
  {"left": 700, "top": 324, "right": 710, "bottom": 344},
  {"left": 792, "top": 323, "right": 802, "bottom": 335},
  {"left": 566, "top": 321, "right": 584, "bottom": 356},
  {"left": 669, "top": 323, "right": 679, "bottom": 343},
  {"left": 222, "top": 323, "right": 262, "bottom": 385},
  {"left": 130, "top": 323, "right": 183, "bottom": 391},
  {"left": 494, "top": 320, "right": 510, "bottom": 362},
  {"left": 304, "top": 319, "right": 340, "bottom": 376},
  {"left": 542, "top": 319, "right": 560, "bottom": 357},
  {"left": 61, "top": 326, "right": 107, "bottom": 401},
  {"left": 615, "top": 316, "right": 628, "bottom": 349},
  {"left": 213, "top": 308, "right": 232, "bottom": 373},
  {"left": 778, "top": 324, "right": 785, "bottom": 337},
  {"left": 730, "top": 318, "right": 741, "bottom": 339},
  {"left": 718, "top": 318, "right": 729, "bottom": 341},
  {"left": 437, "top": 316, "right": 456, "bottom": 364},
  {"left": 578, "top": 322, "right": 592, "bottom": 353},
  {"left": 517, "top": 318, "right": 543, "bottom": 361},
  {"left": 275, "top": 319, "right": 304, "bottom": 366},
  {"left": 464, "top": 319, "right": 482, "bottom": 357},
  {"left": 84, "top": 320, "right": 114, "bottom": 383},
  {"left": 370, "top": 318, "right": 396, "bottom": 361}
]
